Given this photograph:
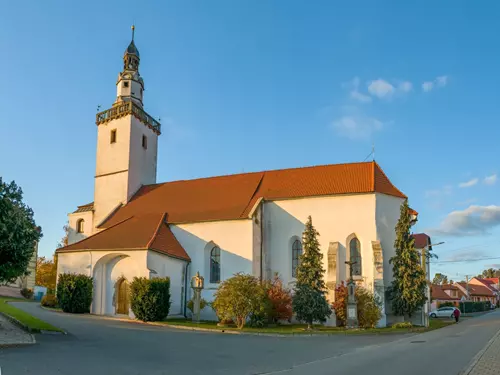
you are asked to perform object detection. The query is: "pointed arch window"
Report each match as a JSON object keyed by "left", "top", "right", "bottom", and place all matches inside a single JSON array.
[
  {"left": 349, "top": 237, "right": 362, "bottom": 276},
  {"left": 76, "top": 219, "right": 84, "bottom": 234},
  {"left": 210, "top": 246, "right": 221, "bottom": 283},
  {"left": 292, "top": 239, "right": 303, "bottom": 278}
]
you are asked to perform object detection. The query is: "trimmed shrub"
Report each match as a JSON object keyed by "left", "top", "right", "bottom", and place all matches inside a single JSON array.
[
  {"left": 186, "top": 298, "right": 208, "bottom": 314},
  {"left": 265, "top": 274, "right": 293, "bottom": 323},
  {"left": 130, "top": 277, "right": 171, "bottom": 322},
  {"left": 332, "top": 283, "right": 348, "bottom": 326},
  {"left": 356, "top": 287, "right": 382, "bottom": 328},
  {"left": 56, "top": 273, "right": 93, "bottom": 313},
  {"left": 458, "top": 301, "right": 491, "bottom": 313},
  {"left": 212, "top": 273, "right": 268, "bottom": 329},
  {"left": 20, "top": 288, "right": 34, "bottom": 299},
  {"left": 392, "top": 322, "right": 413, "bottom": 329},
  {"left": 41, "top": 294, "right": 58, "bottom": 308},
  {"left": 332, "top": 284, "right": 382, "bottom": 328}
]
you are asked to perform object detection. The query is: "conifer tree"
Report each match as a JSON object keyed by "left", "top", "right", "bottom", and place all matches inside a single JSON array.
[
  {"left": 292, "top": 216, "right": 331, "bottom": 328},
  {"left": 296, "top": 216, "right": 326, "bottom": 292},
  {"left": 389, "top": 200, "right": 427, "bottom": 317}
]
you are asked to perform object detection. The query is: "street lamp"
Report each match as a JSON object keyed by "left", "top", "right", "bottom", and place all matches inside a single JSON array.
[{"left": 422, "top": 241, "right": 445, "bottom": 327}]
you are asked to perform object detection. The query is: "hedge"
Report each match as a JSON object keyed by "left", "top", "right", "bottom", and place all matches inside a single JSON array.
[
  {"left": 56, "top": 273, "right": 93, "bottom": 313},
  {"left": 130, "top": 277, "right": 171, "bottom": 322},
  {"left": 458, "top": 301, "right": 491, "bottom": 313}
]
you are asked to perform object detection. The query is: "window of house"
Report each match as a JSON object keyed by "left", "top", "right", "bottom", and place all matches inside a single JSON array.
[
  {"left": 110, "top": 129, "right": 117, "bottom": 144},
  {"left": 142, "top": 135, "right": 147, "bottom": 149},
  {"left": 76, "top": 219, "right": 84, "bottom": 234},
  {"left": 123, "top": 81, "right": 129, "bottom": 88},
  {"left": 292, "top": 239, "right": 302, "bottom": 278},
  {"left": 349, "top": 237, "right": 362, "bottom": 276},
  {"left": 210, "top": 246, "right": 221, "bottom": 283}
]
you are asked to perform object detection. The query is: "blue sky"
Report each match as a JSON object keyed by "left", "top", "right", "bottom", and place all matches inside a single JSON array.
[{"left": 1, "top": 0, "right": 500, "bottom": 280}]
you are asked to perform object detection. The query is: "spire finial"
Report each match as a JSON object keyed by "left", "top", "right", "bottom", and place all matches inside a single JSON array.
[{"left": 131, "top": 24, "right": 135, "bottom": 41}]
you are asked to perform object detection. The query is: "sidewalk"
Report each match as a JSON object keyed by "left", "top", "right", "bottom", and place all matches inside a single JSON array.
[
  {"left": 0, "top": 313, "right": 35, "bottom": 347},
  {"left": 466, "top": 328, "right": 500, "bottom": 375}
]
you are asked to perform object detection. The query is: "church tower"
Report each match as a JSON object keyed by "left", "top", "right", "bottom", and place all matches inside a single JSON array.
[{"left": 93, "top": 26, "right": 161, "bottom": 229}]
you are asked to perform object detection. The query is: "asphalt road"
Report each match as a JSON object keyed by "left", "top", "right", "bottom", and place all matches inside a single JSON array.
[{"left": 0, "top": 303, "right": 498, "bottom": 375}]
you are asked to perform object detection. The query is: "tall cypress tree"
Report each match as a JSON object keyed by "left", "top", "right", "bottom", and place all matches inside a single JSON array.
[
  {"left": 296, "top": 216, "right": 326, "bottom": 292},
  {"left": 389, "top": 200, "right": 427, "bottom": 317}
]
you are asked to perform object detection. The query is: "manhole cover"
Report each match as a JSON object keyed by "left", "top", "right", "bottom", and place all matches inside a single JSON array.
[{"left": 411, "top": 340, "right": 426, "bottom": 343}]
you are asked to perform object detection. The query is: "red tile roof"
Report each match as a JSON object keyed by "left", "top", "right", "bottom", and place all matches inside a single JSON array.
[
  {"left": 456, "top": 282, "right": 495, "bottom": 297},
  {"left": 73, "top": 202, "right": 94, "bottom": 213},
  {"left": 412, "top": 233, "right": 430, "bottom": 249},
  {"left": 101, "top": 161, "right": 406, "bottom": 227},
  {"left": 57, "top": 213, "right": 190, "bottom": 261},
  {"left": 484, "top": 277, "right": 500, "bottom": 285},
  {"left": 432, "top": 285, "right": 460, "bottom": 301}
]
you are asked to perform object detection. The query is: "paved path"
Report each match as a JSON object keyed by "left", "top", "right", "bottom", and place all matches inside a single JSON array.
[
  {"left": 0, "top": 314, "right": 34, "bottom": 347},
  {"left": 0, "top": 302, "right": 499, "bottom": 375},
  {"left": 468, "top": 327, "right": 500, "bottom": 375}
]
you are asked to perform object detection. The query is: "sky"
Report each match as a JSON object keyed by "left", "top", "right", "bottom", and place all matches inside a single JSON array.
[{"left": 1, "top": 0, "right": 500, "bottom": 281}]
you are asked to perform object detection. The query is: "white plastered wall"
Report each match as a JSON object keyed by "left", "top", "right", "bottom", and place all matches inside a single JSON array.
[
  {"left": 264, "top": 194, "right": 377, "bottom": 289},
  {"left": 93, "top": 115, "right": 158, "bottom": 228},
  {"left": 67, "top": 210, "right": 94, "bottom": 245},
  {"left": 57, "top": 250, "right": 149, "bottom": 317},
  {"left": 170, "top": 219, "right": 253, "bottom": 320},
  {"left": 147, "top": 251, "right": 187, "bottom": 316}
]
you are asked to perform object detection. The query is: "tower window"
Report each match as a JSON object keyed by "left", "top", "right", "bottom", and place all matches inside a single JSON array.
[
  {"left": 123, "top": 81, "right": 129, "bottom": 88},
  {"left": 110, "top": 129, "right": 117, "bottom": 144},
  {"left": 76, "top": 219, "right": 84, "bottom": 234},
  {"left": 142, "top": 135, "right": 147, "bottom": 149}
]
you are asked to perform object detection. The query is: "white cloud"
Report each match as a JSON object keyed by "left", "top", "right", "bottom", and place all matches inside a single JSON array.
[
  {"left": 350, "top": 90, "right": 372, "bottom": 103},
  {"left": 459, "top": 178, "right": 478, "bottom": 188},
  {"left": 368, "top": 79, "right": 395, "bottom": 99},
  {"left": 422, "top": 75, "right": 449, "bottom": 92},
  {"left": 344, "top": 77, "right": 372, "bottom": 103},
  {"left": 398, "top": 81, "right": 413, "bottom": 93},
  {"left": 457, "top": 198, "right": 477, "bottom": 206},
  {"left": 484, "top": 174, "right": 497, "bottom": 185},
  {"left": 436, "top": 75, "right": 448, "bottom": 87},
  {"left": 431, "top": 205, "right": 500, "bottom": 236},
  {"left": 332, "top": 115, "right": 383, "bottom": 140},
  {"left": 422, "top": 81, "right": 434, "bottom": 92}
]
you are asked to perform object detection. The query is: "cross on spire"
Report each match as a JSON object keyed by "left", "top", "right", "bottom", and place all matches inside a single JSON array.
[{"left": 131, "top": 24, "right": 135, "bottom": 41}]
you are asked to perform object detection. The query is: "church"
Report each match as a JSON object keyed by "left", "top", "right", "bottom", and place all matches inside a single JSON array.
[{"left": 56, "top": 29, "right": 415, "bottom": 326}]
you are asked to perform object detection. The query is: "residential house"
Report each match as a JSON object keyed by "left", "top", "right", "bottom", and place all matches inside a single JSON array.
[
  {"left": 431, "top": 284, "right": 460, "bottom": 310},
  {"left": 470, "top": 277, "right": 499, "bottom": 305},
  {"left": 454, "top": 281, "right": 496, "bottom": 304}
]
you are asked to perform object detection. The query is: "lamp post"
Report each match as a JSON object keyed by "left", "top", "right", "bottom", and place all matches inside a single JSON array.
[
  {"left": 190, "top": 272, "right": 204, "bottom": 323},
  {"left": 422, "top": 241, "right": 444, "bottom": 327}
]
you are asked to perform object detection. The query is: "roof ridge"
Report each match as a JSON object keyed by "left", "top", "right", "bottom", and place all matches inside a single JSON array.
[
  {"left": 146, "top": 213, "right": 167, "bottom": 249},
  {"left": 57, "top": 216, "right": 134, "bottom": 252},
  {"left": 141, "top": 161, "right": 376, "bottom": 187}
]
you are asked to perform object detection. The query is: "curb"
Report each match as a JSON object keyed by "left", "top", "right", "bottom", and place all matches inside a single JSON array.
[
  {"left": 0, "top": 312, "right": 36, "bottom": 346},
  {"left": 460, "top": 327, "right": 500, "bottom": 375},
  {"left": 1, "top": 307, "right": 66, "bottom": 335}
]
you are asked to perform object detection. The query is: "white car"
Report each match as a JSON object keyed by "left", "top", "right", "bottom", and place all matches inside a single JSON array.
[{"left": 429, "top": 306, "right": 458, "bottom": 318}]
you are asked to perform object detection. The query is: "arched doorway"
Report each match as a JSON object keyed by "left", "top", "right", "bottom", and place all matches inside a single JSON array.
[{"left": 115, "top": 278, "right": 130, "bottom": 315}]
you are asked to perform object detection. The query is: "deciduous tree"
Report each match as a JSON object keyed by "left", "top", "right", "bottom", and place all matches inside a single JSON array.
[{"left": 0, "top": 178, "right": 42, "bottom": 283}]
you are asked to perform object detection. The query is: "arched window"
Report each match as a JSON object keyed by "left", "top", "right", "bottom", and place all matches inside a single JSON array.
[
  {"left": 292, "top": 240, "right": 303, "bottom": 278},
  {"left": 349, "top": 237, "right": 362, "bottom": 276},
  {"left": 210, "top": 246, "right": 221, "bottom": 283},
  {"left": 76, "top": 219, "right": 84, "bottom": 234}
]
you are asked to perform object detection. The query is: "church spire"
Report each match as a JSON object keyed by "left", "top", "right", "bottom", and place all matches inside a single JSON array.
[{"left": 115, "top": 26, "right": 144, "bottom": 107}]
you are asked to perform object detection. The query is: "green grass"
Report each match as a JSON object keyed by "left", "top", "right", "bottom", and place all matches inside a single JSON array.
[
  {"left": 157, "top": 318, "right": 453, "bottom": 335},
  {"left": 0, "top": 297, "right": 63, "bottom": 332}
]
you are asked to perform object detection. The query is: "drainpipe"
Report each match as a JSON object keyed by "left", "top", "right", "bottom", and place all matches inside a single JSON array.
[
  {"left": 260, "top": 204, "right": 264, "bottom": 280},
  {"left": 183, "top": 262, "right": 190, "bottom": 318}
]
